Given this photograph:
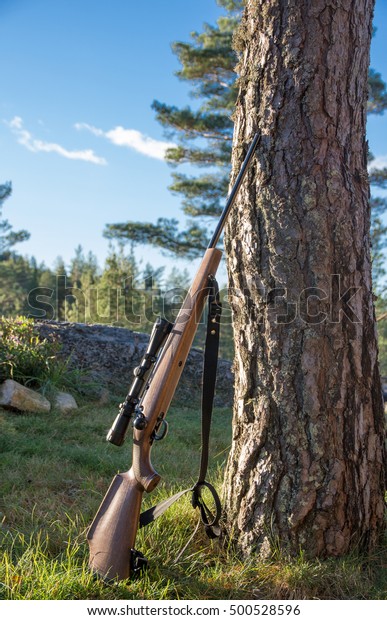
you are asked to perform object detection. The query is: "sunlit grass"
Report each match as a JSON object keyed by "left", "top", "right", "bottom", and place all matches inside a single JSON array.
[{"left": 0, "top": 401, "right": 386, "bottom": 600}]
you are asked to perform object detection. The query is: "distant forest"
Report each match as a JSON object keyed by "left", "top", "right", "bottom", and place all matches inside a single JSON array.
[
  {"left": 0, "top": 183, "right": 234, "bottom": 359},
  {"left": 1, "top": 176, "right": 387, "bottom": 370}
]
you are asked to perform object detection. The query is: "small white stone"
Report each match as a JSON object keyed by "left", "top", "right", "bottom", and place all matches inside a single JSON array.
[{"left": 53, "top": 391, "right": 78, "bottom": 413}]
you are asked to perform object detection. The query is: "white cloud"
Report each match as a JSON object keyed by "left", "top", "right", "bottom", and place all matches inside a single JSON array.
[
  {"left": 74, "top": 122, "right": 104, "bottom": 138},
  {"left": 368, "top": 155, "right": 387, "bottom": 170},
  {"left": 6, "top": 116, "right": 107, "bottom": 165},
  {"left": 75, "top": 122, "right": 175, "bottom": 160}
]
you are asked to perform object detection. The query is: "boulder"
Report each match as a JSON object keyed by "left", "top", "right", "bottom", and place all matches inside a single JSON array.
[
  {"left": 0, "top": 379, "right": 51, "bottom": 413},
  {"left": 53, "top": 391, "right": 78, "bottom": 413},
  {"left": 34, "top": 320, "right": 234, "bottom": 408}
]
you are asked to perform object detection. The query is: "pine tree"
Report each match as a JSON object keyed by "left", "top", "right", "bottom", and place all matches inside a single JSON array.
[
  {"left": 369, "top": 157, "right": 387, "bottom": 288},
  {"left": 53, "top": 257, "right": 71, "bottom": 321},
  {"left": 95, "top": 245, "right": 142, "bottom": 327},
  {"left": 104, "top": 0, "right": 242, "bottom": 256},
  {"left": 0, "top": 255, "right": 38, "bottom": 316},
  {"left": 105, "top": 1, "right": 387, "bottom": 279},
  {"left": 0, "top": 182, "right": 30, "bottom": 260},
  {"left": 368, "top": 67, "right": 387, "bottom": 113},
  {"left": 224, "top": 0, "right": 386, "bottom": 559},
  {"left": 65, "top": 246, "right": 100, "bottom": 323},
  {"left": 368, "top": 53, "right": 387, "bottom": 288}
]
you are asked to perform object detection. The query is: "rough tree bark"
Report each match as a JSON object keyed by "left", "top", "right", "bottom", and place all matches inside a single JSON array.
[{"left": 224, "top": 0, "right": 386, "bottom": 558}]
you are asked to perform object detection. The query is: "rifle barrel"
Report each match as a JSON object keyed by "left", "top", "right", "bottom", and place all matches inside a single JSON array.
[{"left": 207, "top": 132, "right": 259, "bottom": 250}]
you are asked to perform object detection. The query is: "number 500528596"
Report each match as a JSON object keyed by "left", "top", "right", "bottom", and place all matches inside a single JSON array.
[{"left": 230, "top": 605, "right": 301, "bottom": 616}]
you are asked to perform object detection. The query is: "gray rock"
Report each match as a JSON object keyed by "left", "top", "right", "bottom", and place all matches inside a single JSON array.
[
  {"left": 53, "top": 391, "right": 78, "bottom": 413},
  {"left": 34, "top": 320, "right": 234, "bottom": 408},
  {"left": 0, "top": 379, "right": 51, "bottom": 413}
]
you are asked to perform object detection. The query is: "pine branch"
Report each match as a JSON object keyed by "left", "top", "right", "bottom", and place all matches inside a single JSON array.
[
  {"left": 368, "top": 69, "right": 387, "bottom": 114},
  {"left": 104, "top": 219, "right": 210, "bottom": 259}
]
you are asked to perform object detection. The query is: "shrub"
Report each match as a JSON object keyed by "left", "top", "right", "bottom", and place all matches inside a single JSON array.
[{"left": 0, "top": 316, "right": 61, "bottom": 389}]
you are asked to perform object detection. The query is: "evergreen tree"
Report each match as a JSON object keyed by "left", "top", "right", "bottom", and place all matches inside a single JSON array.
[
  {"left": 0, "top": 255, "right": 37, "bottom": 316},
  {"left": 28, "top": 262, "right": 58, "bottom": 320},
  {"left": 96, "top": 245, "right": 142, "bottom": 327},
  {"left": 224, "top": 0, "right": 386, "bottom": 559},
  {"left": 105, "top": 1, "right": 387, "bottom": 283},
  {"left": 51, "top": 256, "right": 70, "bottom": 321},
  {"left": 0, "top": 253, "right": 56, "bottom": 319},
  {"left": 368, "top": 67, "right": 387, "bottom": 113},
  {"left": 65, "top": 246, "right": 100, "bottom": 323},
  {"left": 142, "top": 263, "right": 165, "bottom": 292},
  {"left": 69, "top": 245, "right": 99, "bottom": 289},
  {"left": 163, "top": 266, "right": 190, "bottom": 293},
  {"left": 104, "top": 0, "right": 242, "bottom": 256},
  {"left": 0, "top": 182, "right": 30, "bottom": 260},
  {"left": 162, "top": 266, "right": 190, "bottom": 324},
  {"left": 368, "top": 43, "right": 387, "bottom": 289},
  {"left": 369, "top": 158, "right": 387, "bottom": 289}
]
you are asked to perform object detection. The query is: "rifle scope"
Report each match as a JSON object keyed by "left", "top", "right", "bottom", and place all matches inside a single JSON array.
[{"left": 107, "top": 317, "right": 173, "bottom": 446}]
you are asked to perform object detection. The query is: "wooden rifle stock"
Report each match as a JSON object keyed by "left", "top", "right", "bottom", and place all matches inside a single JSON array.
[{"left": 88, "top": 248, "right": 222, "bottom": 581}]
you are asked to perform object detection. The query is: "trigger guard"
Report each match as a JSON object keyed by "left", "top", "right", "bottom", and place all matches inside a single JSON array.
[{"left": 153, "top": 419, "right": 168, "bottom": 441}]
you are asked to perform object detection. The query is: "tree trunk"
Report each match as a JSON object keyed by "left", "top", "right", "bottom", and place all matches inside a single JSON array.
[{"left": 224, "top": 0, "right": 386, "bottom": 558}]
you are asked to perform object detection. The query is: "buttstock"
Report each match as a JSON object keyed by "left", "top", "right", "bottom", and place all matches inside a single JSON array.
[{"left": 87, "top": 469, "right": 143, "bottom": 581}]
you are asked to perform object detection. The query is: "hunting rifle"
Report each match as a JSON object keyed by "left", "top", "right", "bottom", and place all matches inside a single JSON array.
[{"left": 87, "top": 133, "right": 259, "bottom": 581}]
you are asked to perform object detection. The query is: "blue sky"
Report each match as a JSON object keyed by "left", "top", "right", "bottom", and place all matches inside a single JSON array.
[
  {"left": 1, "top": 0, "right": 387, "bottom": 279},
  {"left": 0, "top": 0, "right": 225, "bottom": 277}
]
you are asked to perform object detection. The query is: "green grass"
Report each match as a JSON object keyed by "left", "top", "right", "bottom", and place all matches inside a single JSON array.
[{"left": 0, "top": 401, "right": 386, "bottom": 600}]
